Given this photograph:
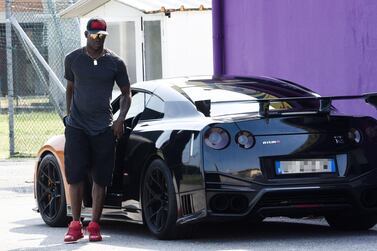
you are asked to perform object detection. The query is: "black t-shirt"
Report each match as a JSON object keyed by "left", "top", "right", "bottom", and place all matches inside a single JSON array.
[{"left": 64, "top": 47, "right": 129, "bottom": 135}]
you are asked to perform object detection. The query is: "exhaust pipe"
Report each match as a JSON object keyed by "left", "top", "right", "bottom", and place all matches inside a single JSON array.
[
  {"left": 210, "top": 194, "right": 230, "bottom": 212},
  {"left": 230, "top": 195, "right": 249, "bottom": 213},
  {"left": 210, "top": 194, "right": 249, "bottom": 213}
]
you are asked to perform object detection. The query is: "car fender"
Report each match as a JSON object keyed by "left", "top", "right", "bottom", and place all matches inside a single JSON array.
[{"left": 35, "top": 135, "right": 71, "bottom": 206}]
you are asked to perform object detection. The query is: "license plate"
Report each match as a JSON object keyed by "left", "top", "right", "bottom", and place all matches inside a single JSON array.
[{"left": 275, "top": 159, "right": 336, "bottom": 175}]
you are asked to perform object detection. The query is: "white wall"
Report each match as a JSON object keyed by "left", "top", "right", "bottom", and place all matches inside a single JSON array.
[
  {"left": 80, "top": 1, "right": 144, "bottom": 46},
  {"left": 79, "top": 1, "right": 213, "bottom": 81},
  {"left": 82, "top": 1, "right": 142, "bottom": 20},
  {"left": 163, "top": 11, "right": 213, "bottom": 78},
  {"left": 80, "top": 1, "right": 145, "bottom": 83}
]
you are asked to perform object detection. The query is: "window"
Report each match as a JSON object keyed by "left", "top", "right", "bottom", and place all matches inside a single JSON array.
[
  {"left": 126, "top": 92, "right": 149, "bottom": 119},
  {"left": 113, "top": 92, "right": 150, "bottom": 120},
  {"left": 140, "top": 94, "right": 165, "bottom": 121}
]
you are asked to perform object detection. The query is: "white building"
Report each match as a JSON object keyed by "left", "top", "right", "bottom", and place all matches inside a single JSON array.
[{"left": 60, "top": 0, "right": 213, "bottom": 84}]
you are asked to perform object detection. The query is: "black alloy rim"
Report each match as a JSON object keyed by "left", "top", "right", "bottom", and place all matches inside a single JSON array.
[
  {"left": 144, "top": 168, "right": 169, "bottom": 232},
  {"left": 37, "top": 159, "right": 63, "bottom": 220}
]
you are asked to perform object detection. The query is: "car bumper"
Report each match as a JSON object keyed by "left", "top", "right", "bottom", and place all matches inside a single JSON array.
[{"left": 204, "top": 168, "right": 377, "bottom": 220}]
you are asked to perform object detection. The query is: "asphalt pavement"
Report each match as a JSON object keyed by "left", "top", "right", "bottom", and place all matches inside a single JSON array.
[{"left": 1, "top": 159, "right": 377, "bottom": 251}]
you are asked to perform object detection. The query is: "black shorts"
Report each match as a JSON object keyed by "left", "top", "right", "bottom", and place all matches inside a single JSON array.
[{"left": 64, "top": 125, "right": 116, "bottom": 186}]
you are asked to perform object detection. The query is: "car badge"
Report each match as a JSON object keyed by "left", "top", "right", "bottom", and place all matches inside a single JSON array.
[
  {"left": 334, "top": 135, "right": 344, "bottom": 144},
  {"left": 262, "top": 140, "right": 281, "bottom": 145}
]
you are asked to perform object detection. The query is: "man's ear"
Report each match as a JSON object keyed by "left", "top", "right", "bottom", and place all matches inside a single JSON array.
[{"left": 84, "top": 30, "right": 88, "bottom": 38}]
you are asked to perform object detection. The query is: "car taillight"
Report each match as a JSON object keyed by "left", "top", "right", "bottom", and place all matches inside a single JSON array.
[
  {"left": 236, "top": 131, "right": 255, "bottom": 149},
  {"left": 348, "top": 128, "right": 362, "bottom": 143},
  {"left": 204, "top": 127, "right": 230, "bottom": 150}
]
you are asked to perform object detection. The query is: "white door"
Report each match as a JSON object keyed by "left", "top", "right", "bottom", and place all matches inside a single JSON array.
[
  {"left": 143, "top": 19, "right": 162, "bottom": 81},
  {"left": 107, "top": 21, "right": 138, "bottom": 84}
]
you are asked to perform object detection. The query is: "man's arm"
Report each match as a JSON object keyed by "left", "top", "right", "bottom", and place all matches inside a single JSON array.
[
  {"left": 117, "top": 85, "right": 131, "bottom": 121},
  {"left": 113, "top": 84, "right": 131, "bottom": 139},
  {"left": 66, "top": 80, "right": 74, "bottom": 115}
]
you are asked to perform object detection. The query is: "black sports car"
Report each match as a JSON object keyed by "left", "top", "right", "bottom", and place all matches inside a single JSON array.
[{"left": 34, "top": 76, "right": 377, "bottom": 239}]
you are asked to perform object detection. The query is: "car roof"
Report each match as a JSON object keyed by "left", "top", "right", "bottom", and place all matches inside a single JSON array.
[
  {"left": 130, "top": 75, "right": 318, "bottom": 102},
  {"left": 112, "top": 76, "right": 319, "bottom": 119}
]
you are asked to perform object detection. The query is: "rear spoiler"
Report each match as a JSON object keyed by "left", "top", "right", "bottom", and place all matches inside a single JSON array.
[
  {"left": 257, "top": 93, "right": 377, "bottom": 117},
  {"left": 204, "top": 93, "right": 377, "bottom": 117}
]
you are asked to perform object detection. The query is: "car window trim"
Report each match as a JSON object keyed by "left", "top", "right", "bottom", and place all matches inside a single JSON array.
[
  {"left": 111, "top": 88, "right": 158, "bottom": 114},
  {"left": 139, "top": 94, "right": 165, "bottom": 122}
]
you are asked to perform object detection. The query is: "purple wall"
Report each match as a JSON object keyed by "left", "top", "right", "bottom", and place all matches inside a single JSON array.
[{"left": 213, "top": 0, "right": 377, "bottom": 117}]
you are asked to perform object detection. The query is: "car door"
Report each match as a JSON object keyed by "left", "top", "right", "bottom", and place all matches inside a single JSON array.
[
  {"left": 105, "top": 90, "right": 151, "bottom": 207},
  {"left": 121, "top": 94, "right": 166, "bottom": 201}
]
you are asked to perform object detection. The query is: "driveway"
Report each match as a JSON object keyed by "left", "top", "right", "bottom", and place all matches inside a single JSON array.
[{"left": 1, "top": 159, "right": 377, "bottom": 251}]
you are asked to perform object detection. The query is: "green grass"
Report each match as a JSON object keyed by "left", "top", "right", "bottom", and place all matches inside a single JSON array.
[{"left": 0, "top": 112, "right": 64, "bottom": 158}]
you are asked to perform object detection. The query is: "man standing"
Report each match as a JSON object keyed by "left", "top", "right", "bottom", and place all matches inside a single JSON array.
[{"left": 63, "top": 17, "right": 131, "bottom": 242}]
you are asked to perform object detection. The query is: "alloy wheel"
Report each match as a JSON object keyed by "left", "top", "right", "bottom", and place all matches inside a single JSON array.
[
  {"left": 143, "top": 167, "right": 169, "bottom": 232},
  {"left": 36, "top": 154, "right": 68, "bottom": 226}
]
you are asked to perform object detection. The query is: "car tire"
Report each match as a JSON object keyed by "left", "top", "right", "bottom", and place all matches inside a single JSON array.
[
  {"left": 142, "top": 159, "right": 192, "bottom": 240},
  {"left": 36, "top": 154, "right": 70, "bottom": 227},
  {"left": 326, "top": 213, "right": 377, "bottom": 230}
]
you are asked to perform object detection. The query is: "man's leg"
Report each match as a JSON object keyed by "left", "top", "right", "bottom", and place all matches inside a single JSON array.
[
  {"left": 87, "top": 128, "right": 115, "bottom": 242},
  {"left": 90, "top": 127, "right": 115, "bottom": 222},
  {"left": 64, "top": 182, "right": 85, "bottom": 242},
  {"left": 69, "top": 181, "right": 84, "bottom": 221},
  {"left": 86, "top": 182, "right": 106, "bottom": 242},
  {"left": 64, "top": 126, "right": 89, "bottom": 242},
  {"left": 91, "top": 182, "right": 106, "bottom": 223}
]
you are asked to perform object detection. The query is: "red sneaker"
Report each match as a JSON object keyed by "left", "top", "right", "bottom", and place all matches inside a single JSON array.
[
  {"left": 87, "top": 221, "right": 102, "bottom": 242},
  {"left": 64, "top": 221, "right": 84, "bottom": 243}
]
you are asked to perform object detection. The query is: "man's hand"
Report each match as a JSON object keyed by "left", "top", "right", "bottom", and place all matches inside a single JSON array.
[
  {"left": 112, "top": 119, "right": 124, "bottom": 139},
  {"left": 113, "top": 85, "right": 131, "bottom": 140}
]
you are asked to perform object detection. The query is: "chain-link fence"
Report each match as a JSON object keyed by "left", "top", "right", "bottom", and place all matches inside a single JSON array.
[{"left": 0, "top": 0, "right": 80, "bottom": 158}]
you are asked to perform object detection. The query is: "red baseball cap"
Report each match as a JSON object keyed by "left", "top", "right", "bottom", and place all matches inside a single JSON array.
[{"left": 86, "top": 18, "right": 109, "bottom": 35}]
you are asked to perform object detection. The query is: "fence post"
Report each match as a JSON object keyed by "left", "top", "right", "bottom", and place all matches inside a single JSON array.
[{"left": 6, "top": 0, "right": 15, "bottom": 157}]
